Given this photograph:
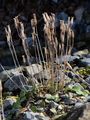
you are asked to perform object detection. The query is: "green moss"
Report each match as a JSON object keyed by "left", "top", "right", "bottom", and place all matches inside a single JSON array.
[{"left": 77, "top": 67, "right": 90, "bottom": 76}]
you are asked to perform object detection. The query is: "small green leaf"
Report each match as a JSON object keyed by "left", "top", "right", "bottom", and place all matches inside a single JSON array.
[
  {"left": 53, "top": 94, "right": 60, "bottom": 102},
  {"left": 67, "top": 84, "right": 89, "bottom": 96},
  {"left": 45, "top": 94, "right": 59, "bottom": 102},
  {"left": 45, "top": 94, "right": 52, "bottom": 100},
  {"left": 31, "top": 106, "right": 37, "bottom": 112}
]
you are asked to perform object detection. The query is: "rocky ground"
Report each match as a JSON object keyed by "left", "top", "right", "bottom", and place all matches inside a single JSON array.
[
  {"left": 0, "top": 48, "right": 90, "bottom": 120},
  {"left": 0, "top": 0, "right": 90, "bottom": 120}
]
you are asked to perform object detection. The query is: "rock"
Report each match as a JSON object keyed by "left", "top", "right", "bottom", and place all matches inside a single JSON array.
[
  {"left": 0, "top": 64, "right": 42, "bottom": 82},
  {"left": 73, "top": 49, "right": 89, "bottom": 57},
  {"left": 25, "top": 64, "right": 43, "bottom": 76},
  {"left": 81, "top": 58, "right": 90, "bottom": 67},
  {"left": 49, "top": 101, "right": 59, "bottom": 108},
  {"left": 74, "top": 6, "right": 84, "bottom": 23},
  {"left": 64, "top": 98, "right": 76, "bottom": 106},
  {"left": 4, "top": 97, "right": 16, "bottom": 110},
  {"left": 48, "top": 101, "right": 63, "bottom": 111},
  {"left": 75, "top": 102, "right": 85, "bottom": 109},
  {"left": 0, "top": 70, "right": 10, "bottom": 82},
  {"left": 66, "top": 71, "right": 75, "bottom": 79},
  {"left": 9, "top": 67, "right": 23, "bottom": 75},
  {"left": 35, "top": 114, "right": 50, "bottom": 120},
  {"left": 23, "top": 111, "right": 50, "bottom": 120},
  {"left": 79, "top": 103, "right": 90, "bottom": 120},
  {"left": 60, "top": 94, "right": 69, "bottom": 100},
  {"left": 85, "top": 96, "right": 90, "bottom": 102},
  {"left": 23, "top": 111, "right": 37, "bottom": 120},
  {"left": 60, "top": 94, "right": 75, "bottom": 105},
  {"left": 56, "top": 55, "right": 80, "bottom": 63},
  {"left": 56, "top": 11, "right": 68, "bottom": 22},
  {"left": 64, "top": 102, "right": 86, "bottom": 120},
  {"left": 85, "top": 76, "right": 90, "bottom": 84},
  {"left": 0, "top": 66, "right": 23, "bottom": 82},
  {"left": 66, "top": 71, "right": 79, "bottom": 79},
  {"left": 34, "top": 69, "right": 51, "bottom": 81},
  {"left": 4, "top": 74, "right": 28, "bottom": 91},
  {"left": 4, "top": 109, "right": 19, "bottom": 119},
  {"left": 86, "top": 54, "right": 90, "bottom": 58}
]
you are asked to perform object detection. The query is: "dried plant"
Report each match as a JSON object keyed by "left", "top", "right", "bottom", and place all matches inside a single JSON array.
[
  {"left": 5, "top": 25, "right": 28, "bottom": 91},
  {"left": 31, "top": 14, "right": 47, "bottom": 84},
  {"left": 14, "top": 16, "right": 37, "bottom": 83},
  {"left": 4, "top": 13, "right": 75, "bottom": 91},
  {"left": 0, "top": 80, "right": 5, "bottom": 120},
  {"left": 14, "top": 17, "right": 31, "bottom": 65},
  {"left": 5, "top": 25, "right": 18, "bottom": 68}
]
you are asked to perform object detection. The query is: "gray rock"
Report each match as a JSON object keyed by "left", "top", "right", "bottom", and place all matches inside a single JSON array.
[
  {"left": 25, "top": 64, "right": 43, "bottom": 76},
  {"left": 0, "top": 70, "right": 10, "bottom": 82},
  {"left": 0, "top": 66, "right": 23, "bottom": 82},
  {"left": 64, "top": 98, "right": 76, "bottom": 106},
  {"left": 75, "top": 102, "right": 85, "bottom": 109},
  {"left": 73, "top": 49, "right": 89, "bottom": 57},
  {"left": 66, "top": 71, "right": 75, "bottom": 79},
  {"left": 85, "top": 96, "right": 90, "bottom": 102},
  {"left": 60, "top": 94, "right": 75, "bottom": 105},
  {"left": 56, "top": 55, "right": 80, "bottom": 63},
  {"left": 34, "top": 69, "right": 51, "bottom": 81},
  {"left": 86, "top": 54, "right": 90, "bottom": 58},
  {"left": 49, "top": 101, "right": 59, "bottom": 108},
  {"left": 65, "top": 102, "right": 86, "bottom": 120},
  {"left": 4, "top": 97, "right": 16, "bottom": 110},
  {"left": 79, "top": 103, "right": 90, "bottom": 120},
  {"left": 74, "top": 6, "right": 84, "bottom": 23},
  {"left": 56, "top": 11, "right": 68, "bottom": 26},
  {"left": 35, "top": 115, "right": 50, "bottom": 120},
  {"left": 0, "top": 64, "right": 42, "bottom": 82},
  {"left": 23, "top": 111, "right": 37, "bottom": 120},
  {"left": 86, "top": 76, "right": 90, "bottom": 84},
  {"left": 4, "top": 109, "right": 19, "bottom": 118},
  {"left": 4, "top": 74, "right": 28, "bottom": 91},
  {"left": 68, "top": 102, "right": 90, "bottom": 120},
  {"left": 66, "top": 71, "right": 79, "bottom": 79},
  {"left": 81, "top": 58, "right": 90, "bottom": 67},
  {"left": 23, "top": 111, "right": 50, "bottom": 120}
]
